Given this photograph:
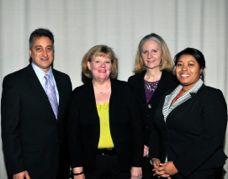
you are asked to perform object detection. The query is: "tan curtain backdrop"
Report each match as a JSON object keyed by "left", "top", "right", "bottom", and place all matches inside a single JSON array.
[{"left": 0, "top": 0, "right": 227, "bottom": 178}]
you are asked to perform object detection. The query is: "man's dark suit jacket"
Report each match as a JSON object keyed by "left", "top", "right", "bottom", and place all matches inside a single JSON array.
[
  {"left": 150, "top": 85, "right": 227, "bottom": 178},
  {"left": 1, "top": 64, "right": 72, "bottom": 179},
  {"left": 68, "top": 79, "right": 143, "bottom": 171},
  {"left": 128, "top": 70, "right": 178, "bottom": 145}
]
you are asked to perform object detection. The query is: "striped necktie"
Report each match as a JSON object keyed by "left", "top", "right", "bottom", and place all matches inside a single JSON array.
[{"left": 44, "top": 74, "right": 58, "bottom": 119}]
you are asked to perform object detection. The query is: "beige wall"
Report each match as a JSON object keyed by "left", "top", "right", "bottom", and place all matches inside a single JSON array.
[{"left": 0, "top": 0, "right": 228, "bottom": 178}]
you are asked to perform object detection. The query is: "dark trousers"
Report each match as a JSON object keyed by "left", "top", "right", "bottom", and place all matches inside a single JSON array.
[
  {"left": 56, "top": 152, "right": 70, "bottom": 179},
  {"left": 85, "top": 154, "right": 130, "bottom": 179}
]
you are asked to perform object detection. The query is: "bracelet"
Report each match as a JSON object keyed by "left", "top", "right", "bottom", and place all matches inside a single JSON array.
[
  {"left": 71, "top": 171, "right": 84, "bottom": 176},
  {"left": 131, "top": 175, "right": 142, "bottom": 179}
]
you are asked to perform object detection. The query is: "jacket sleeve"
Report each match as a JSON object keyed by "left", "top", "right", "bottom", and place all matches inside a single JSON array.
[
  {"left": 1, "top": 76, "right": 26, "bottom": 175},
  {"left": 126, "top": 85, "right": 144, "bottom": 166},
  {"left": 174, "top": 89, "right": 227, "bottom": 176},
  {"left": 67, "top": 89, "right": 84, "bottom": 168},
  {"left": 148, "top": 99, "right": 164, "bottom": 160}
]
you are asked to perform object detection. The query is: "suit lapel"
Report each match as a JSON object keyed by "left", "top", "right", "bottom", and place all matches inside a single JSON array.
[
  {"left": 165, "top": 92, "right": 199, "bottom": 124},
  {"left": 85, "top": 82, "right": 100, "bottom": 122},
  {"left": 136, "top": 72, "right": 147, "bottom": 107},
  {"left": 138, "top": 71, "right": 167, "bottom": 107},
  {"left": 148, "top": 71, "right": 169, "bottom": 105},
  {"left": 26, "top": 65, "right": 49, "bottom": 100},
  {"left": 26, "top": 65, "right": 57, "bottom": 119}
]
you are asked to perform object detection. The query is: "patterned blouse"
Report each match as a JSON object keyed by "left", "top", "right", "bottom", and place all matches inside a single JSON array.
[{"left": 144, "top": 80, "right": 159, "bottom": 103}]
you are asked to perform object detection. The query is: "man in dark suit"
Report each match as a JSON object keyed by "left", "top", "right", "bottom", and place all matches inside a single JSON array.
[{"left": 1, "top": 28, "right": 72, "bottom": 179}]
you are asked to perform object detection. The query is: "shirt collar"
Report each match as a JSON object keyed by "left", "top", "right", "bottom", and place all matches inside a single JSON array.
[{"left": 31, "top": 62, "right": 54, "bottom": 79}]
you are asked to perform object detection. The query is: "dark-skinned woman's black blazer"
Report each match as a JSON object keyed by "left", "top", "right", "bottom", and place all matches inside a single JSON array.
[
  {"left": 149, "top": 85, "right": 227, "bottom": 178},
  {"left": 68, "top": 79, "right": 143, "bottom": 171},
  {"left": 128, "top": 70, "right": 178, "bottom": 145}
]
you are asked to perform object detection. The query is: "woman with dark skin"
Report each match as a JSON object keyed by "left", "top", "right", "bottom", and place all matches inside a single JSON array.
[{"left": 150, "top": 48, "right": 227, "bottom": 179}]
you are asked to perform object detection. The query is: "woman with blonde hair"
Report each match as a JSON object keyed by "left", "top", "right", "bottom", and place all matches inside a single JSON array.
[
  {"left": 68, "top": 45, "right": 143, "bottom": 179},
  {"left": 128, "top": 33, "right": 178, "bottom": 178}
]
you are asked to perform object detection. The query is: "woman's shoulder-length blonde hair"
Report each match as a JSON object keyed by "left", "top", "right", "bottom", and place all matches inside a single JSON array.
[
  {"left": 134, "top": 33, "right": 174, "bottom": 73},
  {"left": 82, "top": 44, "right": 118, "bottom": 79}
]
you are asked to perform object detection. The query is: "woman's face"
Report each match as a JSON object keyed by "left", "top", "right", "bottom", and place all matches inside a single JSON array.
[
  {"left": 175, "top": 54, "right": 201, "bottom": 91},
  {"left": 141, "top": 39, "right": 162, "bottom": 70},
  {"left": 88, "top": 54, "right": 112, "bottom": 82}
]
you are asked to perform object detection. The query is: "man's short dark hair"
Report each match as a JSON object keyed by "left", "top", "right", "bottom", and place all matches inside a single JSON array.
[
  {"left": 29, "top": 28, "right": 54, "bottom": 63},
  {"left": 29, "top": 28, "right": 54, "bottom": 48}
]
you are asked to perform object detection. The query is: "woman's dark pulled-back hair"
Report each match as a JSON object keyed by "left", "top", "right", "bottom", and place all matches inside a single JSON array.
[
  {"left": 174, "top": 47, "right": 206, "bottom": 80},
  {"left": 174, "top": 47, "right": 205, "bottom": 69}
]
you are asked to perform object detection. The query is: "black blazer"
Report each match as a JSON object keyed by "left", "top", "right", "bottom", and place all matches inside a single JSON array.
[
  {"left": 1, "top": 64, "right": 72, "bottom": 178},
  {"left": 128, "top": 70, "right": 178, "bottom": 144},
  {"left": 150, "top": 85, "right": 227, "bottom": 177},
  {"left": 68, "top": 79, "right": 143, "bottom": 171}
]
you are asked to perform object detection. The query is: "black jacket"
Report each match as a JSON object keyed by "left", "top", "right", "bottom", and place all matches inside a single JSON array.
[
  {"left": 128, "top": 70, "right": 178, "bottom": 145},
  {"left": 150, "top": 85, "right": 227, "bottom": 177},
  {"left": 1, "top": 64, "right": 72, "bottom": 178},
  {"left": 68, "top": 79, "right": 143, "bottom": 171}
]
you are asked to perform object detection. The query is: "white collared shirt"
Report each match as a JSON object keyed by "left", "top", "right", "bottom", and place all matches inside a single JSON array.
[{"left": 31, "top": 63, "right": 59, "bottom": 103}]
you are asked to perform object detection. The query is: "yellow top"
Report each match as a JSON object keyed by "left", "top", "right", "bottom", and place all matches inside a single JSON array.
[{"left": 96, "top": 103, "right": 114, "bottom": 148}]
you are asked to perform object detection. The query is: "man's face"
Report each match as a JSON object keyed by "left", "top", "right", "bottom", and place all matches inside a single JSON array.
[{"left": 29, "top": 36, "right": 54, "bottom": 72}]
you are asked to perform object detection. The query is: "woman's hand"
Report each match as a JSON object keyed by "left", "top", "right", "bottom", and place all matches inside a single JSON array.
[
  {"left": 151, "top": 157, "right": 169, "bottom": 177},
  {"left": 72, "top": 167, "right": 85, "bottom": 179},
  {"left": 153, "top": 161, "right": 178, "bottom": 178},
  {"left": 150, "top": 157, "right": 161, "bottom": 169},
  {"left": 161, "top": 161, "right": 178, "bottom": 175},
  {"left": 13, "top": 171, "right": 30, "bottom": 179},
  {"left": 130, "top": 167, "right": 142, "bottom": 179}
]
